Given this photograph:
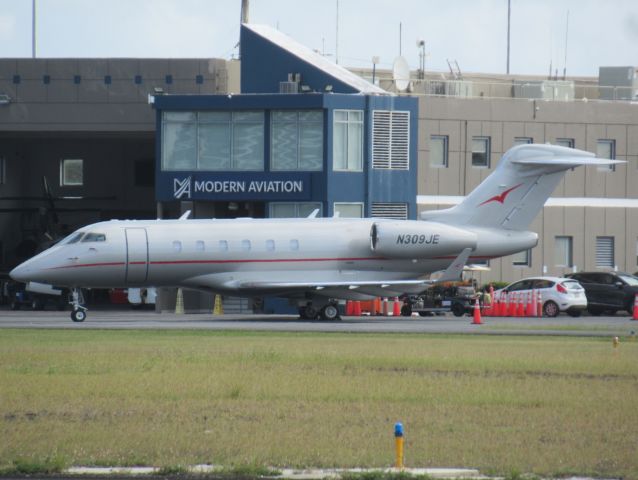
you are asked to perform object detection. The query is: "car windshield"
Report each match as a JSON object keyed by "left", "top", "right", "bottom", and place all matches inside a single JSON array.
[{"left": 619, "top": 274, "right": 638, "bottom": 286}]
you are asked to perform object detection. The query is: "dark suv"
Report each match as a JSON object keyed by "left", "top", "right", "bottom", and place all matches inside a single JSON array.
[{"left": 565, "top": 271, "right": 638, "bottom": 315}]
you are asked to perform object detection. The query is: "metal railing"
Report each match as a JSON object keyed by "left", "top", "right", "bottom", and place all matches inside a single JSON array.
[{"left": 380, "top": 78, "right": 638, "bottom": 103}]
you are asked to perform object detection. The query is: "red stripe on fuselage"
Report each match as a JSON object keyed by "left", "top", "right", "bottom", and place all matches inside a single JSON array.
[
  {"left": 47, "top": 257, "right": 388, "bottom": 270},
  {"left": 48, "top": 262, "right": 126, "bottom": 270}
]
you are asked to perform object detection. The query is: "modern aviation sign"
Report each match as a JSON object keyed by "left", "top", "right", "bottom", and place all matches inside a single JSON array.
[{"left": 159, "top": 173, "right": 312, "bottom": 201}]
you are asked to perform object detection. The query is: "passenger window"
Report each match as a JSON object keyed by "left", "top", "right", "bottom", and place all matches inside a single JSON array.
[
  {"left": 196, "top": 240, "right": 205, "bottom": 251},
  {"left": 81, "top": 232, "right": 106, "bottom": 242},
  {"left": 241, "top": 240, "right": 251, "bottom": 251},
  {"left": 266, "top": 239, "right": 275, "bottom": 251},
  {"left": 534, "top": 280, "right": 554, "bottom": 289},
  {"left": 290, "top": 239, "right": 299, "bottom": 251},
  {"left": 219, "top": 240, "right": 228, "bottom": 251},
  {"left": 172, "top": 240, "right": 182, "bottom": 252}
]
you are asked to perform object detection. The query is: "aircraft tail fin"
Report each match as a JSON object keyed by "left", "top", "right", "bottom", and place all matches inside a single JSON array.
[{"left": 420, "top": 144, "right": 623, "bottom": 231}]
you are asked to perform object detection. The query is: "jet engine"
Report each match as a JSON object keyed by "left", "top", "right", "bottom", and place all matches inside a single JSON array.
[{"left": 370, "top": 221, "right": 477, "bottom": 258}]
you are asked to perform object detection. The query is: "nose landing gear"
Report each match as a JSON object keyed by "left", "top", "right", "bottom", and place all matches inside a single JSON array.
[{"left": 69, "top": 288, "right": 87, "bottom": 322}]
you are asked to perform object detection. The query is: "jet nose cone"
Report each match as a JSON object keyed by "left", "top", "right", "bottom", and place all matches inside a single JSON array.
[
  {"left": 9, "top": 264, "right": 30, "bottom": 283},
  {"left": 9, "top": 263, "right": 31, "bottom": 283}
]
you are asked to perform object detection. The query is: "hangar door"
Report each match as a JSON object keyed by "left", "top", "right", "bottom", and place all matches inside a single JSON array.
[{"left": 125, "top": 228, "right": 148, "bottom": 283}]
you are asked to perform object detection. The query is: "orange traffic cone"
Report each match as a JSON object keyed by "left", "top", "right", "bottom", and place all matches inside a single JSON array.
[
  {"left": 518, "top": 292, "right": 525, "bottom": 317},
  {"left": 472, "top": 297, "right": 482, "bottom": 324},
  {"left": 509, "top": 292, "right": 517, "bottom": 317},
  {"left": 530, "top": 290, "right": 537, "bottom": 317},
  {"left": 392, "top": 297, "right": 401, "bottom": 317},
  {"left": 632, "top": 294, "right": 638, "bottom": 321},
  {"left": 504, "top": 293, "right": 510, "bottom": 317},
  {"left": 353, "top": 301, "right": 362, "bottom": 316},
  {"left": 537, "top": 291, "right": 543, "bottom": 317},
  {"left": 374, "top": 297, "right": 382, "bottom": 315},
  {"left": 382, "top": 298, "right": 389, "bottom": 316},
  {"left": 488, "top": 285, "right": 495, "bottom": 316},
  {"left": 345, "top": 301, "right": 353, "bottom": 316}
]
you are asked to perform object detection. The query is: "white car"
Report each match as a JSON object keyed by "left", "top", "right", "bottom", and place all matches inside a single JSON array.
[{"left": 494, "top": 276, "right": 587, "bottom": 317}]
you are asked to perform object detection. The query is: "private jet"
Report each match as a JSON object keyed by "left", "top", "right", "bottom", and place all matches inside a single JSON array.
[{"left": 10, "top": 144, "right": 622, "bottom": 321}]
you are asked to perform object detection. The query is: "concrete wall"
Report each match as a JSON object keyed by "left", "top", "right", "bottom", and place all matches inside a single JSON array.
[
  {"left": 417, "top": 96, "right": 638, "bottom": 284},
  {"left": 0, "top": 58, "right": 228, "bottom": 131},
  {"left": 0, "top": 58, "right": 228, "bottom": 271}
]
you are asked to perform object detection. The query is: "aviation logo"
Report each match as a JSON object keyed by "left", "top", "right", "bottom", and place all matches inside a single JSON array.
[
  {"left": 174, "top": 176, "right": 192, "bottom": 199},
  {"left": 479, "top": 183, "right": 523, "bottom": 206}
]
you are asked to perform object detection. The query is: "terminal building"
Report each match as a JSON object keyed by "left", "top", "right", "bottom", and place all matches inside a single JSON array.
[
  {"left": 1, "top": 20, "right": 637, "bottom": 310},
  {"left": 153, "top": 24, "right": 418, "bottom": 224}
]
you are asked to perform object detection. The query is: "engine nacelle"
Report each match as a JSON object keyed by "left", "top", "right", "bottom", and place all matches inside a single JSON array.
[{"left": 370, "top": 221, "right": 477, "bottom": 258}]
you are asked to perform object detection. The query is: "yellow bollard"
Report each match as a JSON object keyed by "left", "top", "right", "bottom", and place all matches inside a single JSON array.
[
  {"left": 613, "top": 336, "right": 619, "bottom": 349},
  {"left": 213, "top": 294, "right": 224, "bottom": 315},
  {"left": 175, "top": 288, "right": 184, "bottom": 315},
  {"left": 394, "top": 422, "right": 404, "bottom": 469}
]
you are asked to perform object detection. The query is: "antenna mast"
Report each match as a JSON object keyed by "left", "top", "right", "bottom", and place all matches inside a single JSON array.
[
  {"left": 506, "top": 0, "right": 511, "bottom": 74},
  {"left": 335, "top": 0, "right": 339, "bottom": 64},
  {"left": 32, "top": 0, "right": 36, "bottom": 58},
  {"left": 563, "top": 10, "right": 569, "bottom": 79}
]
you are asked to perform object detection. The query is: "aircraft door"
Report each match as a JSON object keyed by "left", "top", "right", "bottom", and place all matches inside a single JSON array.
[{"left": 125, "top": 228, "right": 148, "bottom": 284}]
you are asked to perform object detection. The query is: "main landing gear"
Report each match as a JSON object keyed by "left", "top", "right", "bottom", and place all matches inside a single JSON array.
[
  {"left": 69, "top": 288, "right": 87, "bottom": 322},
  {"left": 298, "top": 301, "right": 340, "bottom": 321}
]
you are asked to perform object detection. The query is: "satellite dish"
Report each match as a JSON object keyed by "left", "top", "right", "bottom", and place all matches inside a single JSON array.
[{"left": 393, "top": 56, "right": 410, "bottom": 91}]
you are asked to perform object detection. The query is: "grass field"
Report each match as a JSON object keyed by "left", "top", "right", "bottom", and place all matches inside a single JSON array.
[{"left": 1, "top": 329, "right": 637, "bottom": 479}]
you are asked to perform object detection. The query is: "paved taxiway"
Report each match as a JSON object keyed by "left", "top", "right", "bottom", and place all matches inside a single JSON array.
[{"left": 1, "top": 309, "right": 637, "bottom": 336}]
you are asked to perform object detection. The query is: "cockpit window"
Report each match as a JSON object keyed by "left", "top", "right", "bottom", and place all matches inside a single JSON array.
[
  {"left": 81, "top": 232, "right": 106, "bottom": 242},
  {"left": 60, "top": 232, "right": 85, "bottom": 245}
]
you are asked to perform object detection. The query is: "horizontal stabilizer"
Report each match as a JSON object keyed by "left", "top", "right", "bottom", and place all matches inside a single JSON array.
[
  {"left": 512, "top": 156, "right": 623, "bottom": 167},
  {"left": 421, "top": 144, "right": 626, "bottom": 231}
]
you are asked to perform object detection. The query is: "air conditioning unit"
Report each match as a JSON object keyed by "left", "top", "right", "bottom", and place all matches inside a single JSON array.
[{"left": 279, "top": 81, "right": 299, "bottom": 94}]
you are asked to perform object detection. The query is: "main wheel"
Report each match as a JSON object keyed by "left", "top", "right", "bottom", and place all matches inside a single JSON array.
[
  {"left": 543, "top": 300, "right": 559, "bottom": 318},
  {"left": 451, "top": 302, "right": 465, "bottom": 317},
  {"left": 321, "top": 304, "right": 339, "bottom": 320},
  {"left": 303, "top": 305, "right": 318, "bottom": 320},
  {"left": 71, "top": 309, "right": 86, "bottom": 322}
]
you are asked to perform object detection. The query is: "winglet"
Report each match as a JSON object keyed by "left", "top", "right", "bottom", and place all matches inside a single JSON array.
[{"left": 432, "top": 247, "right": 472, "bottom": 283}]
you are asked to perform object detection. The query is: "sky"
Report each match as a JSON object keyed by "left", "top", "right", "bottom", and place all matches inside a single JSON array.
[{"left": 0, "top": 0, "right": 636, "bottom": 77}]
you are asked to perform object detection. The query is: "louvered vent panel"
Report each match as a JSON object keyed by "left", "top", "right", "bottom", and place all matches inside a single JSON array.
[
  {"left": 372, "top": 110, "right": 409, "bottom": 170},
  {"left": 595, "top": 236, "right": 614, "bottom": 267},
  {"left": 371, "top": 202, "right": 408, "bottom": 219}
]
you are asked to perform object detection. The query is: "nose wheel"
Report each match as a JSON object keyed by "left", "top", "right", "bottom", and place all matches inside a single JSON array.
[
  {"left": 71, "top": 308, "right": 87, "bottom": 322},
  {"left": 69, "top": 288, "right": 87, "bottom": 322}
]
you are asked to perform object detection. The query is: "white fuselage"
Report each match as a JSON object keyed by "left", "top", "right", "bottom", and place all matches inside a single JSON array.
[{"left": 10, "top": 217, "right": 537, "bottom": 299}]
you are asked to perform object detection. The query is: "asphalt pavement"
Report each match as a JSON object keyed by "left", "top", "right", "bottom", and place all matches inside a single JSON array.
[{"left": 1, "top": 307, "right": 637, "bottom": 336}]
